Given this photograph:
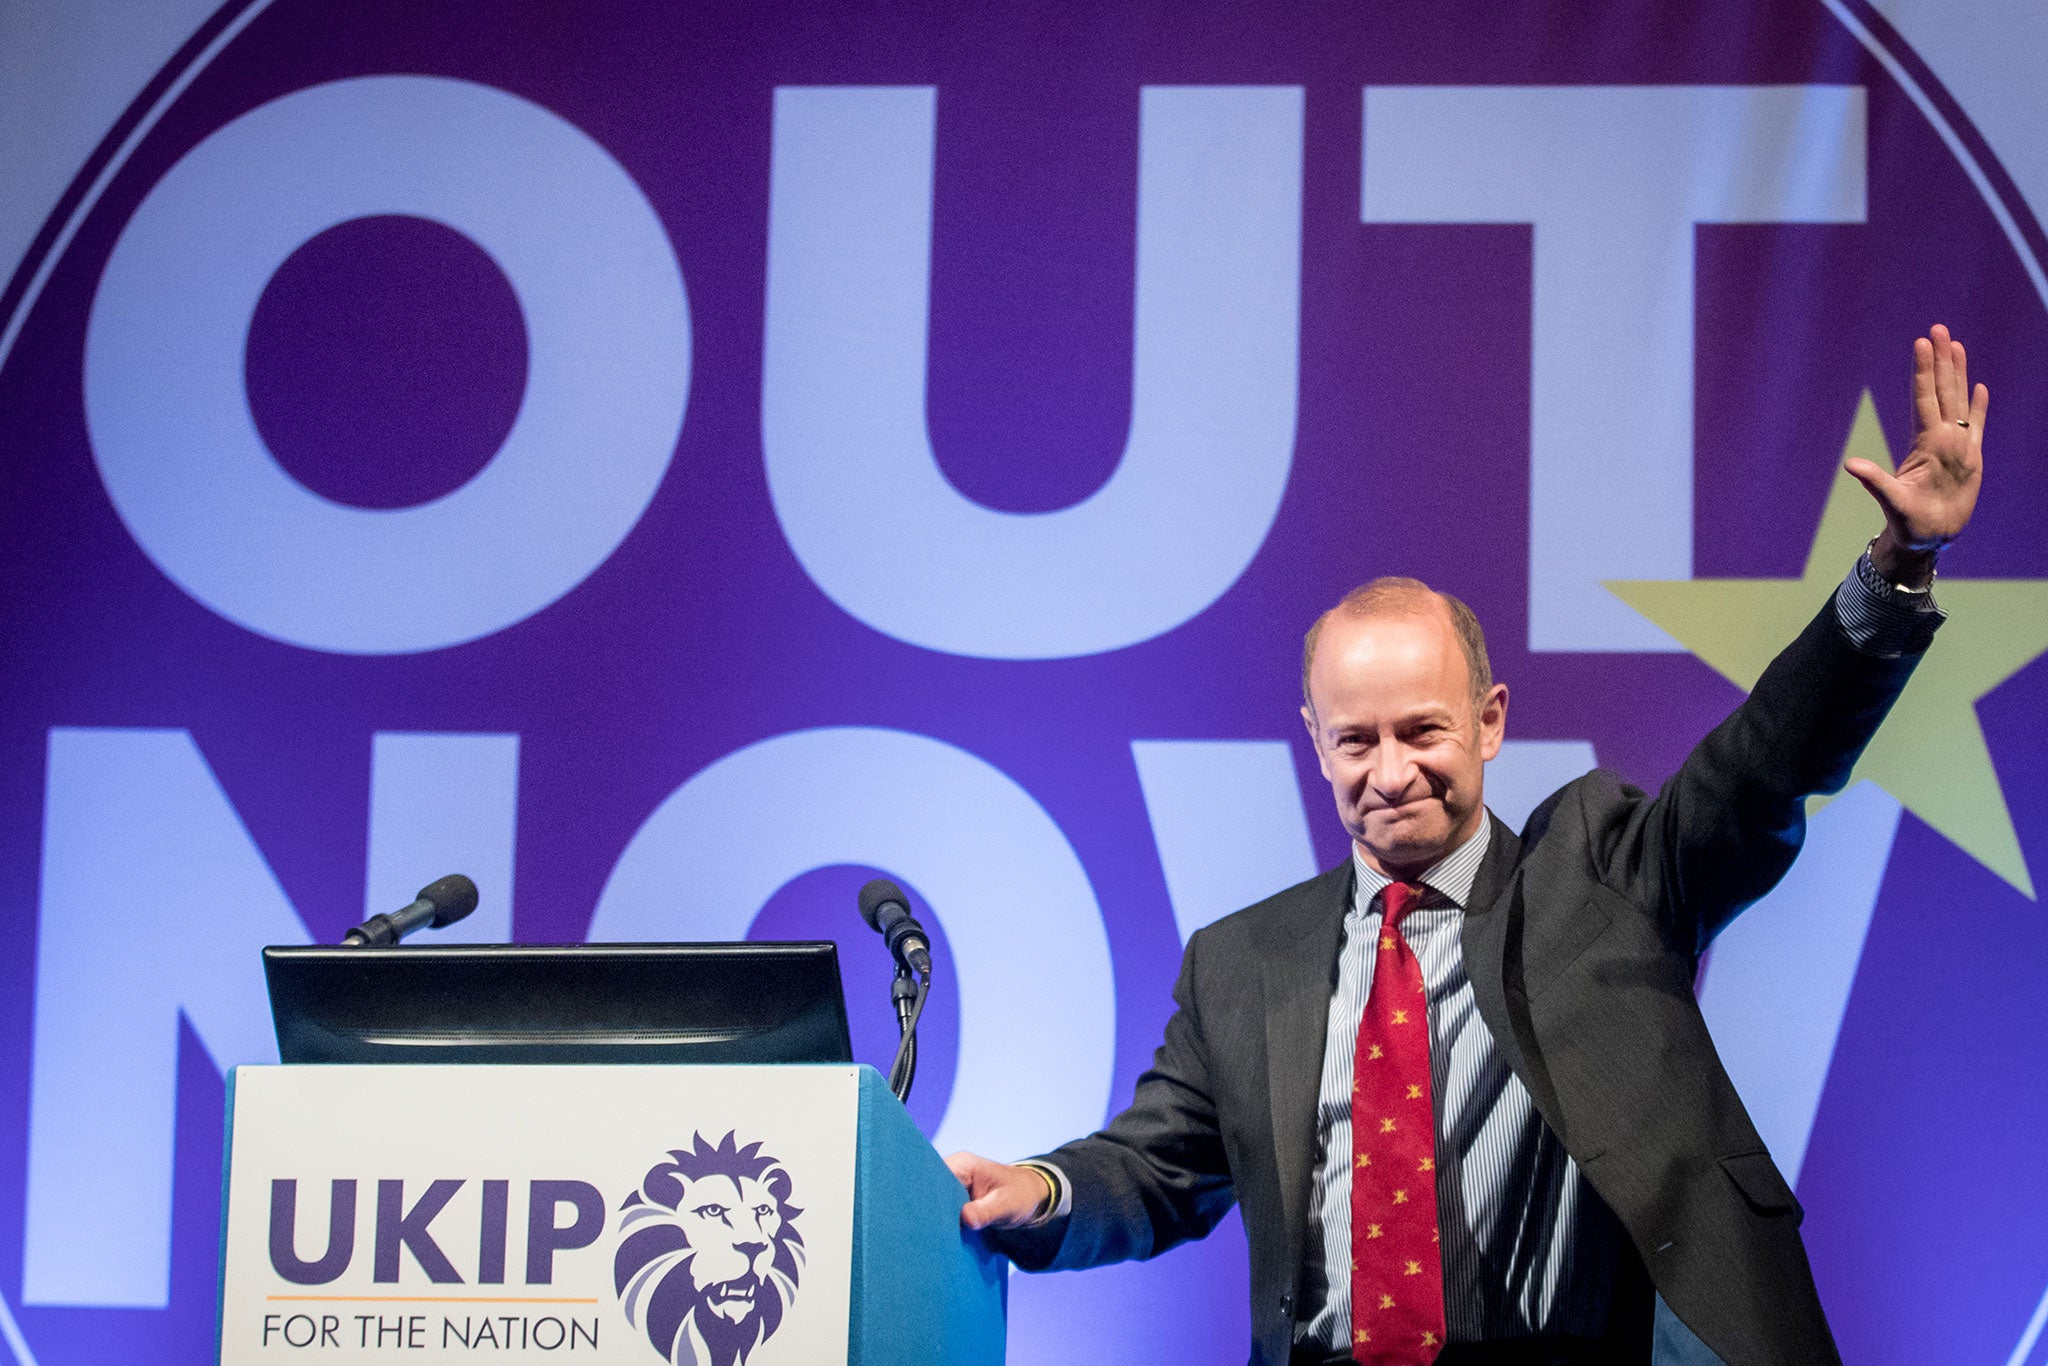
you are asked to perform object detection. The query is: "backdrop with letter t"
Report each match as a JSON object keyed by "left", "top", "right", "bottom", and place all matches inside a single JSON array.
[{"left": 1, "top": 1, "right": 2045, "bottom": 1363}]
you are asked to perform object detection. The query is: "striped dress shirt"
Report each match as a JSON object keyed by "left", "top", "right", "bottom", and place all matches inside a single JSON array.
[{"left": 1296, "top": 822, "right": 1621, "bottom": 1350}]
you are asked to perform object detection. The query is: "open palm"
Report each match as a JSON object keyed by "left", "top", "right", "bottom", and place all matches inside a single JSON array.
[{"left": 1845, "top": 323, "right": 1986, "bottom": 555}]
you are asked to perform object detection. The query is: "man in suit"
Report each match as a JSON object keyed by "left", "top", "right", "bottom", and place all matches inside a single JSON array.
[{"left": 945, "top": 325, "right": 1988, "bottom": 1365}]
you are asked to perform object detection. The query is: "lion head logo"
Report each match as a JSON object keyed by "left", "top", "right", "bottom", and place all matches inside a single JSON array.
[{"left": 613, "top": 1133, "right": 805, "bottom": 1366}]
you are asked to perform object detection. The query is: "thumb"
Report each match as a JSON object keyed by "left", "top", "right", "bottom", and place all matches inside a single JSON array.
[
  {"left": 1843, "top": 457, "right": 1903, "bottom": 512},
  {"left": 943, "top": 1151, "right": 981, "bottom": 1188}
]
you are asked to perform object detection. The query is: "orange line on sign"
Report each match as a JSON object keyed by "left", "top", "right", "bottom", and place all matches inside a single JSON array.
[{"left": 264, "top": 1302, "right": 598, "bottom": 1310}]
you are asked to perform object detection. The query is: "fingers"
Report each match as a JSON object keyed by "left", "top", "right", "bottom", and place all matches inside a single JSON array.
[
  {"left": 1911, "top": 335, "right": 1941, "bottom": 434},
  {"left": 1929, "top": 323, "right": 1957, "bottom": 421},
  {"left": 960, "top": 1190, "right": 1019, "bottom": 1231},
  {"left": 1912, "top": 324, "right": 1986, "bottom": 451},
  {"left": 944, "top": 1152, "right": 1050, "bottom": 1230},
  {"left": 1931, "top": 324, "right": 1952, "bottom": 416}
]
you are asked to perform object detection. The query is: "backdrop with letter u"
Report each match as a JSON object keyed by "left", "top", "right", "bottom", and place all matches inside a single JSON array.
[{"left": 1, "top": 2, "right": 2045, "bottom": 1363}]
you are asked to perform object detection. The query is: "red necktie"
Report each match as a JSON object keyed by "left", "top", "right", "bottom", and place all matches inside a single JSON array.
[{"left": 1349, "top": 880, "right": 1446, "bottom": 1364}]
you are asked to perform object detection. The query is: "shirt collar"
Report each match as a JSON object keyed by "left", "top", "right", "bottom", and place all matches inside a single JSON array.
[{"left": 1349, "top": 815, "right": 1493, "bottom": 919}]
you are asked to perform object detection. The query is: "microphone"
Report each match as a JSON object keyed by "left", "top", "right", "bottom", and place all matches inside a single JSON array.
[
  {"left": 341, "top": 874, "right": 479, "bottom": 948},
  {"left": 858, "top": 878, "right": 932, "bottom": 976},
  {"left": 858, "top": 877, "right": 934, "bottom": 1104}
]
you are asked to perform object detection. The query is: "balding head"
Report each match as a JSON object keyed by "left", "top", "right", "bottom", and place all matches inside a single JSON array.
[{"left": 1302, "top": 578, "right": 1492, "bottom": 714}]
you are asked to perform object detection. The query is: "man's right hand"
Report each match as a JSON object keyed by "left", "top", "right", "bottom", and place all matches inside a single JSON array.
[{"left": 945, "top": 1151, "right": 1055, "bottom": 1230}]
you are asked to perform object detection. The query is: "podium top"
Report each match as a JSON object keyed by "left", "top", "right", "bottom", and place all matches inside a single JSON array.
[{"left": 263, "top": 940, "right": 853, "bottom": 1065}]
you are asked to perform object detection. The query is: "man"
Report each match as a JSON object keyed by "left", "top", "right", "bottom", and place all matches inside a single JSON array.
[{"left": 946, "top": 325, "right": 1987, "bottom": 1365}]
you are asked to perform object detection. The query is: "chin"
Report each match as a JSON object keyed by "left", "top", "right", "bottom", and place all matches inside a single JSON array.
[{"left": 1359, "top": 820, "right": 1456, "bottom": 871}]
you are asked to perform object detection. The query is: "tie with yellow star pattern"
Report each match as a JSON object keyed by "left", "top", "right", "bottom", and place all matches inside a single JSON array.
[{"left": 1349, "top": 880, "right": 1445, "bottom": 1364}]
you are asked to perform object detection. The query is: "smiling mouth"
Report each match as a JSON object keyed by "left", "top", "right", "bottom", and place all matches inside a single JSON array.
[{"left": 1371, "top": 801, "right": 1432, "bottom": 817}]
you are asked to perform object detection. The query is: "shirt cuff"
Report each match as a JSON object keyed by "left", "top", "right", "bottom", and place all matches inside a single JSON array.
[
  {"left": 1836, "top": 551, "right": 1945, "bottom": 658},
  {"left": 1014, "top": 1160, "right": 1072, "bottom": 1224}
]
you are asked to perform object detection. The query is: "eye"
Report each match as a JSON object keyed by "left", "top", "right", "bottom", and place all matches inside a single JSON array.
[
  {"left": 692, "top": 1203, "right": 728, "bottom": 1220},
  {"left": 754, "top": 1204, "right": 774, "bottom": 1219}
]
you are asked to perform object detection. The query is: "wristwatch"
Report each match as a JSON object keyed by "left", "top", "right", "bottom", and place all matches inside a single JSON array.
[{"left": 1864, "top": 533, "right": 1937, "bottom": 597}]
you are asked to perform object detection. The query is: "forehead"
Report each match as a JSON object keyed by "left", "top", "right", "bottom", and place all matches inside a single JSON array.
[{"left": 1306, "top": 606, "right": 1471, "bottom": 718}]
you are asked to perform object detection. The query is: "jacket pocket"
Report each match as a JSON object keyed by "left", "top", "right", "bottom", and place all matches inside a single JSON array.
[{"left": 1718, "top": 1149, "right": 1803, "bottom": 1224}]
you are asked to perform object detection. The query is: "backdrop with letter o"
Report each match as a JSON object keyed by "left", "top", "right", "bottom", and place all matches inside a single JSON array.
[{"left": 1, "top": 2, "right": 2045, "bottom": 1363}]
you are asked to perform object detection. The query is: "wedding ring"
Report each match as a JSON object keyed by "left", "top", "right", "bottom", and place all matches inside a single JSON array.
[{"left": 1956, "top": 418, "right": 1971, "bottom": 428}]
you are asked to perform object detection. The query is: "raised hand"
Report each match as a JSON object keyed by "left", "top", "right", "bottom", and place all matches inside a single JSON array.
[{"left": 1844, "top": 323, "right": 1986, "bottom": 585}]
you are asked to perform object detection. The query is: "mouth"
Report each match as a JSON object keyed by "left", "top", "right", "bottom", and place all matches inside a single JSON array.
[
  {"left": 1368, "top": 799, "right": 1432, "bottom": 819},
  {"left": 704, "top": 1278, "right": 761, "bottom": 1323},
  {"left": 707, "top": 1280, "right": 757, "bottom": 1307}
]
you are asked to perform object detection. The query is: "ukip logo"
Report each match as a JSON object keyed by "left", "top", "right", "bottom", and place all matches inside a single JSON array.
[{"left": 613, "top": 1133, "right": 806, "bottom": 1366}]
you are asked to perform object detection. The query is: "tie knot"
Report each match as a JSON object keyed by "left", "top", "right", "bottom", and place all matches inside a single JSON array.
[{"left": 1379, "top": 880, "right": 1426, "bottom": 929}]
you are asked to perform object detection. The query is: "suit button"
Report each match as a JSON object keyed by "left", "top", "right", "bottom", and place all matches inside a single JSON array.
[{"left": 1279, "top": 1294, "right": 1295, "bottom": 1318}]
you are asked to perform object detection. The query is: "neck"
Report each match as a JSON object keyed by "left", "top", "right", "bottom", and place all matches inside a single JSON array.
[{"left": 1358, "top": 849, "right": 1433, "bottom": 883}]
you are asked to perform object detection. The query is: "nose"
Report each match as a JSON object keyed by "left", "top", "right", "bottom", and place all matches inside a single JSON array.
[
  {"left": 735, "top": 1237, "right": 768, "bottom": 1262},
  {"left": 1367, "top": 739, "right": 1420, "bottom": 800}
]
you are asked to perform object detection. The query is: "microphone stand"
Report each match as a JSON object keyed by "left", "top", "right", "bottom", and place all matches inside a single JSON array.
[{"left": 887, "top": 964, "right": 930, "bottom": 1103}]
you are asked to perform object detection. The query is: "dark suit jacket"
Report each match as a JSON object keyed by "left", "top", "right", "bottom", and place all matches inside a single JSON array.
[{"left": 993, "top": 599, "right": 1921, "bottom": 1366}]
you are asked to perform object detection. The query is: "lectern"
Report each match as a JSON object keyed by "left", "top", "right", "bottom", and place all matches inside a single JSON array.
[{"left": 217, "top": 944, "right": 1006, "bottom": 1365}]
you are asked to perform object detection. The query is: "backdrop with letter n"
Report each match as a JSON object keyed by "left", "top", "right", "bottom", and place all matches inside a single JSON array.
[{"left": 1, "top": 1, "right": 2045, "bottom": 1363}]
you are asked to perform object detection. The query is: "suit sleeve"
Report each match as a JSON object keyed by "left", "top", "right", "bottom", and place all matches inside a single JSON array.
[
  {"left": 1590, "top": 587, "right": 1925, "bottom": 953},
  {"left": 986, "top": 924, "right": 1239, "bottom": 1271}
]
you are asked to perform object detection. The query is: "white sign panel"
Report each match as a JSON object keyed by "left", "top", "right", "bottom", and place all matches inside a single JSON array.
[{"left": 221, "top": 1065, "right": 859, "bottom": 1366}]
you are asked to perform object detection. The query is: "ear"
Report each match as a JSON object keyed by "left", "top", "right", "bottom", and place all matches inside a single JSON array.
[
  {"left": 1300, "top": 704, "right": 1331, "bottom": 780},
  {"left": 1475, "top": 683, "right": 1508, "bottom": 763}
]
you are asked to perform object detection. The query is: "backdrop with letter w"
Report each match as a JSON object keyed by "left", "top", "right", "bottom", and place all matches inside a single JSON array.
[{"left": 2, "top": 2, "right": 2045, "bottom": 1363}]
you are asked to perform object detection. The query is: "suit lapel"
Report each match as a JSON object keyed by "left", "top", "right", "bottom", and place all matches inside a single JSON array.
[
  {"left": 1462, "top": 814, "right": 1569, "bottom": 1131},
  {"left": 1255, "top": 860, "right": 1352, "bottom": 1273}
]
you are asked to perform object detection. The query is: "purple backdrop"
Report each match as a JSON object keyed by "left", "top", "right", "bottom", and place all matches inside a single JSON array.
[{"left": 1, "top": 1, "right": 2044, "bottom": 1363}]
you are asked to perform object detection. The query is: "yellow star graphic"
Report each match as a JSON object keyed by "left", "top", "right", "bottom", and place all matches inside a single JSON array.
[
  {"left": 1356, "top": 1328, "right": 1371, "bottom": 1344},
  {"left": 1366, "top": 1222, "right": 1383, "bottom": 1239},
  {"left": 1357, "top": 1152, "right": 1372, "bottom": 1168},
  {"left": 1419, "top": 1156, "right": 1434, "bottom": 1172},
  {"left": 1608, "top": 392, "right": 2048, "bottom": 898},
  {"left": 1406, "top": 1084, "right": 1423, "bottom": 1099},
  {"left": 1368, "top": 1044, "right": 1384, "bottom": 1060},
  {"left": 1405, "top": 1259, "right": 1422, "bottom": 1275},
  {"left": 1381, "top": 934, "right": 1396, "bottom": 949},
  {"left": 1392, "top": 1009, "right": 1409, "bottom": 1025},
  {"left": 1422, "top": 1331, "right": 1440, "bottom": 1347},
  {"left": 1393, "top": 1188, "right": 1409, "bottom": 1204},
  {"left": 1380, "top": 1294, "right": 1395, "bottom": 1310},
  {"left": 1380, "top": 1118, "right": 1397, "bottom": 1134}
]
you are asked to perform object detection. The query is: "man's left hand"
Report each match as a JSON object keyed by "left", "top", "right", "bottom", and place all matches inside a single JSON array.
[{"left": 1845, "top": 322, "right": 1986, "bottom": 586}]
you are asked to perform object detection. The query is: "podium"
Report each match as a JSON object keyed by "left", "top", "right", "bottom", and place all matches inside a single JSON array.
[{"left": 219, "top": 1062, "right": 1006, "bottom": 1363}]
